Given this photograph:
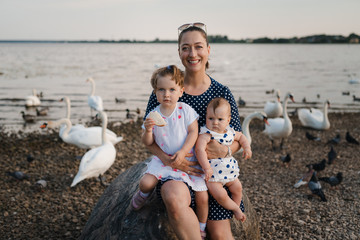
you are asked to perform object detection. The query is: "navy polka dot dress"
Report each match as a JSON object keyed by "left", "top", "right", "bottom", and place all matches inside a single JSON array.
[{"left": 147, "top": 77, "right": 245, "bottom": 220}]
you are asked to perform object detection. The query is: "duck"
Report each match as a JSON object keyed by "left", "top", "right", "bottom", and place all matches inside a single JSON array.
[
  {"left": 21, "top": 111, "right": 36, "bottom": 123},
  {"left": 86, "top": 77, "right": 104, "bottom": 112},
  {"left": 263, "top": 92, "right": 295, "bottom": 150},
  {"left": 25, "top": 89, "right": 41, "bottom": 107},
  {"left": 59, "top": 97, "right": 86, "bottom": 135},
  {"left": 115, "top": 97, "right": 126, "bottom": 103},
  {"left": 40, "top": 117, "right": 123, "bottom": 149},
  {"left": 353, "top": 95, "right": 360, "bottom": 102},
  {"left": 242, "top": 112, "right": 269, "bottom": 146},
  {"left": 71, "top": 111, "right": 116, "bottom": 187},
  {"left": 36, "top": 106, "right": 49, "bottom": 116},
  {"left": 298, "top": 100, "right": 330, "bottom": 130},
  {"left": 264, "top": 90, "right": 283, "bottom": 118}
]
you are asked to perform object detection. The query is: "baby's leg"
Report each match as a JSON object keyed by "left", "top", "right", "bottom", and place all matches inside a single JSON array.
[
  {"left": 207, "top": 182, "right": 241, "bottom": 218},
  {"left": 139, "top": 173, "right": 159, "bottom": 193},
  {"left": 226, "top": 178, "right": 243, "bottom": 205},
  {"left": 225, "top": 179, "right": 246, "bottom": 222},
  {"left": 195, "top": 191, "right": 209, "bottom": 224}
]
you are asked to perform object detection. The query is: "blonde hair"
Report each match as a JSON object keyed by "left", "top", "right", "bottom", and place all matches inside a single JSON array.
[
  {"left": 207, "top": 97, "right": 231, "bottom": 116},
  {"left": 150, "top": 65, "right": 184, "bottom": 90}
]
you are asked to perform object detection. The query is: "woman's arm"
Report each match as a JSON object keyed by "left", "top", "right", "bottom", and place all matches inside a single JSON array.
[
  {"left": 146, "top": 143, "right": 202, "bottom": 175},
  {"left": 206, "top": 139, "right": 241, "bottom": 159}
]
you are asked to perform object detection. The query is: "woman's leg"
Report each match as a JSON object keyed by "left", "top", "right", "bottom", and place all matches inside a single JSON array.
[
  {"left": 161, "top": 180, "right": 201, "bottom": 240},
  {"left": 207, "top": 219, "right": 234, "bottom": 240}
]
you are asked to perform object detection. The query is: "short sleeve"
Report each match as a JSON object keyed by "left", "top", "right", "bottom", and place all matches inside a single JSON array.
[{"left": 180, "top": 103, "right": 199, "bottom": 129}]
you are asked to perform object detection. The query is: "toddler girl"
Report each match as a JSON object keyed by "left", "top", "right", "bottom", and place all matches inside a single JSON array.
[{"left": 131, "top": 65, "right": 208, "bottom": 235}]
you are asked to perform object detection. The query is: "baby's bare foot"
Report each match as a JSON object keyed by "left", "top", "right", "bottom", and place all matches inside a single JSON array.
[{"left": 234, "top": 210, "right": 247, "bottom": 222}]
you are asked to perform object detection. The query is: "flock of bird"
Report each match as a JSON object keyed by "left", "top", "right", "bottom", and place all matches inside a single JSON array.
[
  {"left": 238, "top": 89, "right": 358, "bottom": 202},
  {"left": 9, "top": 86, "right": 360, "bottom": 197},
  {"left": 10, "top": 78, "right": 130, "bottom": 188}
]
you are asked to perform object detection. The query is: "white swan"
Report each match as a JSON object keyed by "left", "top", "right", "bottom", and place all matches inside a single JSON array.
[
  {"left": 263, "top": 92, "right": 295, "bottom": 149},
  {"left": 71, "top": 111, "right": 116, "bottom": 187},
  {"left": 86, "top": 77, "right": 104, "bottom": 112},
  {"left": 298, "top": 100, "right": 330, "bottom": 130},
  {"left": 40, "top": 117, "right": 123, "bottom": 149},
  {"left": 59, "top": 96, "right": 86, "bottom": 135},
  {"left": 25, "top": 89, "right": 41, "bottom": 107},
  {"left": 242, "top": 112, "right": 269, "bottom": 146},
  {"left": 264, "top": 90, "right": 283, "bottom": 118}
]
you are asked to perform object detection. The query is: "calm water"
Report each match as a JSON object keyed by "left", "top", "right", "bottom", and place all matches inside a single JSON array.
[{"left": 1, "top": 43, "right": 360, "bottom": 132}]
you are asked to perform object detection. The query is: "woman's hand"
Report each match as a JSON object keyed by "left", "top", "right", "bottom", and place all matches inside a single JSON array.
[
  {"left": 170, "top": 152, "right": 203, "bottom": 176},
  {"left": 206, "top": 140, "right": 227, "bottom": 159}
]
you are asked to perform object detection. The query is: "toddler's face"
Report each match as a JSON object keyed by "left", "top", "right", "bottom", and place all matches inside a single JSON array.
[
  {"left": 206, "top": 104, "right": 230, "bottom": 133},
  {"left": 155, "top": 75, "right": 184, "bottom": 108}
]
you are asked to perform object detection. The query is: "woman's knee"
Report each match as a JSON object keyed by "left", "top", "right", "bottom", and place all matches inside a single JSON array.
[
  {"left": 161, "top": 181, "right": 191, "bottom": 215},
  {"left": 207, "top": 219, "right": 233, "bottom": 240}
]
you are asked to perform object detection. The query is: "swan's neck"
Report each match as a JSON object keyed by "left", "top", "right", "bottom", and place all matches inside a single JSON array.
[
  {"left": 242, "top": 113, "right": 257, "bottom": 145},
  {"left": 58, "top": 119, "right": 72, "bottom": 138},
  {"left": 101, "top": 112, "right": 108, "bottom": 144},
  {"left": 32, "top": 89, "right": 37, "bottom": 96},
  {"left": 65, "top": 98, "right": 71, "bottom": 119},
  {"left": 89, "top": 79, "right": 95, "bottom": 96},
  {"left": 323, "top": 103, "right": 329, "bottom": 124},
  {"left": 283, "top": 96, "right": 290, "bottom": 120}
]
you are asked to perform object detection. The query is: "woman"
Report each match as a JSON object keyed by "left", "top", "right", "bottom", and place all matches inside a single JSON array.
[{"left": 145, "top": 23, "right": 243, "bottom": 239}]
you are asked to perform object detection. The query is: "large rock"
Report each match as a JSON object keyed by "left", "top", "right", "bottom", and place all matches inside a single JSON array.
[{"left": 79, "top": 158, "right": 260, "bottom": 240}]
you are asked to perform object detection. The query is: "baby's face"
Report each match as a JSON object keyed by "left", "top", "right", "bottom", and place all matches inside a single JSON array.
[
  {"left": 155, "top": 75, "right": 184, "bottom": 108},
  {"left": 205, "top": 104, "right": 230, "bottom": 133}
]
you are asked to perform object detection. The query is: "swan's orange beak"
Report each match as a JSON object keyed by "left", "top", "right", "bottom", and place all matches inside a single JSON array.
[
  {"left": 40, "top": 123, "right": 48, "bottom": 129},
  {"left": 264, "top": 118, "right": 270, "bottom": 126},
  {"left": 290, "top": 95, "right": 295, "bottom": 103}
]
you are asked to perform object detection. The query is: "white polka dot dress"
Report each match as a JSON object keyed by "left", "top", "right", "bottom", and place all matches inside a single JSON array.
[{"left": 199, "top": 126, "right": 240, "bottom": 184}]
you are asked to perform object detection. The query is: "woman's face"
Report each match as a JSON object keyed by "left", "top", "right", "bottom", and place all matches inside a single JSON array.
[{"left": 178, "top": 31, "right": 210, "bottom": 73}]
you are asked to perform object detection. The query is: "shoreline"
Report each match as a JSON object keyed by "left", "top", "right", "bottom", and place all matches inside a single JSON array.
[{"left": 1, "top": 112, "right": 359, "bottom": 239}]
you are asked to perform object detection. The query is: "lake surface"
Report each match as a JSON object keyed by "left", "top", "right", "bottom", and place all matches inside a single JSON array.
[{"left": 0, "top": 43, "right": 359, "bottom": 132}]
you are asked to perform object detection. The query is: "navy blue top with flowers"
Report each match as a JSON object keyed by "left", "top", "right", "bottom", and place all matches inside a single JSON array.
[{"left": 145, "top": 77, "right": 242, "bottom": 132}]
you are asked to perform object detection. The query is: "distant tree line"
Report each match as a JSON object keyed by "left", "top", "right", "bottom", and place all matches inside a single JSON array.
[
  {"left": 99, "top": 33, "right": 360, "bottom": 44},
  {"left": 1, "top": 33, "right": 359, "bottom": 44}
]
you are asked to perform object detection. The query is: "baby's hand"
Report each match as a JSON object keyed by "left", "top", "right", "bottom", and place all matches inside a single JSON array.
[
  {"left": 242, "top": 147, "right": 252, "bottom": 160},
  {"left": 203, "top": 168, "right": 213, "bottom": 182},
  {"left": 144, "top": 118, "right": 156, "bottom": 132}
]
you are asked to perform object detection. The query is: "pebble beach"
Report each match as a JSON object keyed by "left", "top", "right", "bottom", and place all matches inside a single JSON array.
[{"left": 1, "top": 112, "right": 359, "bottom": 239}]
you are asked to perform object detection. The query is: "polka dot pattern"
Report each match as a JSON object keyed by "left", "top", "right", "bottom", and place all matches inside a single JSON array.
[
  {"left": 146, "top": 77, "right": 244, "bottom": 220},
  {"left": 145, "top": 77, "right": 242, "bottom": 131}
]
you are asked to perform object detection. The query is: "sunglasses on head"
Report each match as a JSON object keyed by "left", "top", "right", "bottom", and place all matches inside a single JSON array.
[{"left": 178, "top": 22, "right": 207, "bottom": 35}]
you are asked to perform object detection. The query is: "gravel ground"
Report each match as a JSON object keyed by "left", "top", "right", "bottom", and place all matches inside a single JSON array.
[{"left": 1, "top": 113, "right": 359, "bottom": 240}]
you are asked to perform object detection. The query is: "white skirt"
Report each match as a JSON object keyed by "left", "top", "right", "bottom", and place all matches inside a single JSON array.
[{"left": 145, "top": 156, "right": 208, "bottom": 192}]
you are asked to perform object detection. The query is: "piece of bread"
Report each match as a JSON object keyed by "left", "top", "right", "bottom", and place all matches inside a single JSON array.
[{"left": 148, "top": 111, "right": 166, "bottom": 127}]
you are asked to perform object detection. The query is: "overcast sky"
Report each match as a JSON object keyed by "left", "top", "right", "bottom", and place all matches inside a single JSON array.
[{"left": 1, "top": 0, "right": 359, "bottom": 41}]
